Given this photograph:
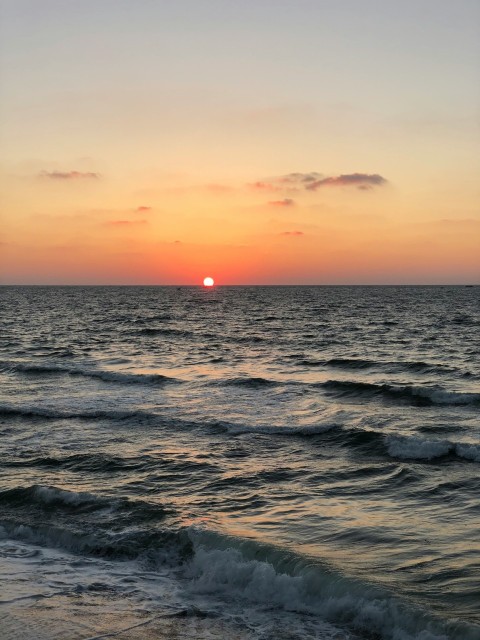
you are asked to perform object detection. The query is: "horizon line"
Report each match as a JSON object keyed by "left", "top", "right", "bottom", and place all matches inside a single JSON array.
[{"left": 0, "top": 283, "right": 477, "bottom": 288}]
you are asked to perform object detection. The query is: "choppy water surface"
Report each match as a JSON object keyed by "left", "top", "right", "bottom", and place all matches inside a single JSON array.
[{"left": 0, "top": 286, "right": 479, "bottom": 639}]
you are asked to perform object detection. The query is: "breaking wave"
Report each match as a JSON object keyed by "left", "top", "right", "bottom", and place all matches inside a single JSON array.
[
  {"left": 0, "top": 360, "right": 178, "bottom": 385},
  {"left": 386, "top": 436, "right": 480, "bottom": 462},
  {"left": 185, "top": 533, "right": 478, "bottom": 640},
  {"left": 322, "top": 380, "right": 480, "bottom": 406},
  {"left": 0, "top": 496, "right": 477, "bottom": 640},
  {"left": 0, "top": 402, "right": 155, "bottom": 421}
]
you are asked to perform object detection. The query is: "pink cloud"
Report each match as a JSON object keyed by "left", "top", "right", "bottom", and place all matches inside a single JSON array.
[
  {"left": 306, "top": 173, "right": 387, "bottom": 190},
  {"left": 39, "top": 170, "right": 100, "bottom": 180},
  {"left": 248, "top": 181, "right": 282, "bottom": 192},
  {"left": 280, "top": 230, "right": 304, "bottom": 236},
  {"left": 268, "top": 198, "right": 295, "bottom": 207},
  {"left": 279, "top": 172, "right": 322, "bottom": 184},
  {"left": 135, "top": 205, "right": 152, "bottom": 212},
  {"left": 251, "top": 171, "right": 387, "bottom": 193},
  {"left": 104, "top": 220, "right": 148, "bottom": 227}
]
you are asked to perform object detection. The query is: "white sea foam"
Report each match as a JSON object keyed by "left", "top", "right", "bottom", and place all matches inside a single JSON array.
[
  {"left": 455, "top": 443, "right": 480, "bottom": 463},
  {"left": 32, "top": 485, "right": 99, "bottom": 507},
  {"left": 184, "top": 533, "right": 467, "bottom": 640},
  {"left": 409, "top": 387, "right": 480, "bottom": 406},
  {"left": 386, "top": 436, "right": 453, "bottom": 460},
  {"left": 386, "top": 436, "right": 480, "bottom": 463}
]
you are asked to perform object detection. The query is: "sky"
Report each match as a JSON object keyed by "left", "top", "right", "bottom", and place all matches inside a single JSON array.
[{"left": 0, "top": 0, "right": 479, "bottom": 284}]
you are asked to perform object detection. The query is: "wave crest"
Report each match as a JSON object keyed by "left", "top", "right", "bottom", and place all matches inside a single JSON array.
[
  {"left": 323, "top": 380, "right": 480, "bottom": 406},
  {"left": 185, "top": 531, "right": 476, "bottom": 640},
  {"left": 386, "top": 436, "right": 480, "bottom": 462},
  {"left": 0, "top": 360, "right": 177, "bottom": 385}
]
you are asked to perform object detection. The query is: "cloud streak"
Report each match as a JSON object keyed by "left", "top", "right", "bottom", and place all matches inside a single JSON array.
[
  {"left": 268, "top": 198, "right": 295, "bottom": 207},
  {"left": 306, "top": 173, "right": 387, "bottom": 191},
  {"left": 253, "top": 172, "right": 388, "bottom": 193},
  {"left": 104, "top": 220, "right": 148, "bottom": 227},
  {"left": 280, "top": 230, "right": 304, "bottom": 236},
  {"left": 279, "top": 172, "right": 322, "bottom": 185},
  {"left": 40, "top": 170, "right": 100, "bottom": 180},
  {"left": 248, "top": 181, "right": 283, "bottom": 192}
]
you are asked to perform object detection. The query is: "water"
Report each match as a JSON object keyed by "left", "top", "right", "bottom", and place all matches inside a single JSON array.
[{"left": 0, "top": 285, "right": 479, "bottom": 640}]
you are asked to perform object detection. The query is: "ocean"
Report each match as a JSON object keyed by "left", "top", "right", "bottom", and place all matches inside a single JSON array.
[{"left": 0, "top": 285, "right": 479, "bottom": 640}]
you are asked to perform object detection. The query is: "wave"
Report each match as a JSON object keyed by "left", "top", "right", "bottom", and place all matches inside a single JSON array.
[
  {"left": 233, "top": 335, "right": 269, "bottom": 344},
  {"left": 0, "top": 484, "right": 105, "bottom": 509},
  {"left": 221, "top": 376, "right": 280, "bottom": 388},
  {"left": 325, "top": 357, "right": 376, "bottom": 368},
  {"left": 451, "top": 313, "right": 478, "bottom": 327},
  {"left": 0, "top": 404, "right": 225, "bottom": 436},
  {"left": 222, "top": 419, "right": 480, "bottom": 464},
  {"left": 0, "top": 360, "right": 178, "bottom": 385},
  {"left": 0, "top": 519, "right": 185, "bottom": 564},
  {"left": 386, "top": 436, "right": 480, "bottom": 463},
  {"left": 322, "top": 380, "right": 480, "bottom": 406},
  {"left": 4, "top": 452, "right": 217, "bottom": 475},
  {"left": 218, "top": 413, "right": 480, "bottom": 464},
  {"left": 137, "top": 327, "right": 193, "bottom": 337},
  {"left": 0, "top": 402, "right": 155, "bottom": 421},
  {"left": 2, "top": 400, "right": 478, "bottom": 466},
  {"left": 294, "top": 357, "right": 376, "bottom": 369},
  {"left": 131, "top": 313, "right": 172, "bottom": 324},
  {"left": 0, "top": 484, "right": 177, "bottom": 560},
  {"left": 0, "top": 501, "right": 477, "bottom": 639},
  {"left": 0, "top": 484, "right": 170, "bottom": 516},
  {"left": 184, "top": 530, "right": 477, "bottom": 640},
  {"left": 328, "top": 428, "right": 480, "bottom": 464},
  {"left": 290, "top": 356, "right": 464, "bottom": 376},
  {"left": 4, "top": 452, "right": 147, "bottom": 473},
  {"left": 224, "top": 422, "right": 338, "bottom": 436}
]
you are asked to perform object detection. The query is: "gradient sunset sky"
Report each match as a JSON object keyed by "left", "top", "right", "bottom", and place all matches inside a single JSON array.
[{"left": 1, "top": 0, "right": 479, "bottom": 284}]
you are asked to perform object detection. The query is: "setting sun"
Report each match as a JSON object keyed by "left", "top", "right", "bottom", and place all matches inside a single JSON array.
[{"left": 203, "top": 277, "right": 214, "bottom": 287}]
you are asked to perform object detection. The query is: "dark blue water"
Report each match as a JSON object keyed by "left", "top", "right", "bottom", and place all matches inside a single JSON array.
[{"left": 1, "top": 286, "right": 479, "bottom": 639}]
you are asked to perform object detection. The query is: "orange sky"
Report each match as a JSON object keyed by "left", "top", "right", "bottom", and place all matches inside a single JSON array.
[{"left": 1, "top": 1, "right": 479, "bottom": 284}]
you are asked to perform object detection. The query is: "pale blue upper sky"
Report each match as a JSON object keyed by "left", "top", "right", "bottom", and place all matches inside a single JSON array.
[{"left": 2, "top": 0, "right": 478, "bottom": 171}]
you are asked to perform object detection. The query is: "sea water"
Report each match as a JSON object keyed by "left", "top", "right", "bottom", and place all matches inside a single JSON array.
[{"left": 0, "top": 286, "right": 479, "bottom": 639}]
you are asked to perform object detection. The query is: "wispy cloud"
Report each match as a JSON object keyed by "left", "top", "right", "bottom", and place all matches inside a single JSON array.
[
  {"left": 279, "top": 172, "right": 322, "bottom": 185},
  {"left": 253, "top": 172, "right": 387, "bottom": 193},
  {"left": 268, "top": 198, "right": 296, "bottom": 207},
  {"left": 39, "top": 170, "right": 100, "bottom": 180},
  {"left": 135, "top": 206, "right": 152, "bottom": 212},
  {"left": 280, "top": 230, "right": 304, "bottom": 236},
  {"left": 104, "top": 220, "right": 148, "bottom": 227},
  {"left": 306, "top": 173, "right": 387, "bottom": 191},
  {"left": 247, "top": 181, "right": 283, "bottom": 192}
]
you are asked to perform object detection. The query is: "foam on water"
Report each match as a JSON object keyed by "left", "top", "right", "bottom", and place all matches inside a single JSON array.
[
  {"left": 386, "top": 436, "right": 480, "bottom": 462},
  {"left": 186, "top": 541, "right": 459, "bottom": 640},
  {"left": 1, "top": 517, "right": 477, "bottom": 640},
  {"left": 322, "top": 380, "right": 480, "bottom": 406}
]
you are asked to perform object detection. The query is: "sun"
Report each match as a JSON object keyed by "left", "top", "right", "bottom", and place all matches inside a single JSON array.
[{"left": 203, "top": 277, "right": 214, "bottom": 287}]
